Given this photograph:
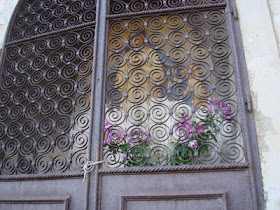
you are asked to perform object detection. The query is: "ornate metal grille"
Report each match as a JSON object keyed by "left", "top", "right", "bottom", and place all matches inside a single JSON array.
[
  {"left": 8, "top": 0, "right": 96, "bottom": 42},
  {"left": 110, "top": 0, "right": 225, "bottom": 15},
  {"left": 103, "top": 2, "right": 245, "bottom": 167},
  {"left": 0, "top": 0, "right": 96, "bottom": 175}
]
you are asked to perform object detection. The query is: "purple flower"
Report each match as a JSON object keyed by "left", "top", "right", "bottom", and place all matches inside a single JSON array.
[
  {"left": 188, "top": 124, "right": 204, "bottom": 138},
  {"left": 220, "top": 101, "right": 234, "bottom": 120},
  {"left": 207, "top": 103, "right": 215, "bottom": 113},
  {"left": 104, "top": 119, "right": 110, "bottom": 127},
  {"left": 175, "top": 118, "right": 204, "bottom": 139},
  {"left": 181, "top": 114, "right": 191, "bottom": 123},
  {"left": 175, "top": 114, "right": 191, "bottom": 130},
  {"left": 207, "top": 97, "right": 221, "bottom": 113},
  {"left": 175, "top": 122, "right": 192, "bottom": 142},
  {"left": 103, "top": 127, "right": 124, "bottom": 145},
  {"left": 127, "top": 129, "right": 149, "bottom": 146},
  {"left": 188, "top": 140, "right": 198, "bottom": 149},
  {"left": 211, "top": 97, "right": 221, "bottom": 105},
  {"left": 175, "top": 122, "right": 191, "bottom": 132},
  {"left": 207, "top": 97, "right": 234, "bottom": 121},
  {"left": 103, "top": 128, "right": 112, "bottom": 144},
  {"left": 220, "top": 101, "right": 231, "bottom": 114}
]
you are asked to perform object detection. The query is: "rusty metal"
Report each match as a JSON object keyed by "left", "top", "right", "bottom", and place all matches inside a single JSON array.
[
  {"left": 103, "top": 5, "right": 246, "bottom": 168},
  {"left": 0, "top": 172, "right": 83, "bottom": 181},
  {"left": 121, "top": 194, "right": 228, "bottom": 210},
  {"left": 109, "top": 0, "right": 226, "bottom": 15},
  {"left": 0, "top": 196, "right": 70, "bottom": 210},
  {"left": 99, "top": 162, "right": 249, "bottom": 174},
  {"left": 0, "top": 0, "right": 97, "bottom": 176},
  {"left": 245, "top": 93, "right": 253, "bottom": 113},
  {"left": 106, "top": 3, "right": 227, "bottom": 19},
  {"left": 0, "top": 0, "right": 264, "bottom": 209},
  {"left": 230, "top": 3, "right": 238, "bottom": 20},
  {"left": 8, "top": 0, "right": 96, "bottom": 42},
  {"left": 90, "top": 1, "right": 264, "bottom": 210},
  {"left": 225, "top": 0, "right": 261, "bottom": 208}
]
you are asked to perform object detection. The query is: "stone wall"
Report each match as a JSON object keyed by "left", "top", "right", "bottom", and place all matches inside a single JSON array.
[
  {"left": 0, "top": 0, "right": 18, "bottom": 48},
  {"left": 268, "top": 0, "right": 280, "bottom": 56},
  {"left": 236, "top": 0, "right": 280, "bottom": 209}
]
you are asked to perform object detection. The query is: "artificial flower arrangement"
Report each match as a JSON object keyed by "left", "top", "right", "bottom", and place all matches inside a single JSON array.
[{"left": 103, "top": 97, "right": 234, "bottom": 166}]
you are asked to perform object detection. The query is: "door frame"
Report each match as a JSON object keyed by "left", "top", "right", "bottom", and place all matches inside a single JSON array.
[{"left": 86, "top": 0, "right": 264, "bottom": 209}]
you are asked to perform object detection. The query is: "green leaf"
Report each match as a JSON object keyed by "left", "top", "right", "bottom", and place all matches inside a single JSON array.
[
  {"left": 119, "top": 143, "right": 131, "bottom": 151},
  {"left": 211, "top": 134, "right": 218, "bottom": 142},
  {"left": 191, "top": 121, "right": 197, "bottom": 125}
]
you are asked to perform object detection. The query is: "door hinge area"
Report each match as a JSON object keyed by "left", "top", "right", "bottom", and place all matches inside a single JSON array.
[
  {"left": 230, "top": 4, "right": 239, "bottom": 20},
  {"left": 245, "top": 93, "right": 253, "bottom": 113}
]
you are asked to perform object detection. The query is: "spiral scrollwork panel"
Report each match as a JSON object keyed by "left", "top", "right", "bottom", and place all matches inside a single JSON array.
[
  {"left": 109, "top": 0, "right": 226, "bottom": 15},
  {"left": 8, "top": 0, "right": 96, "bottom": 42},
  {"left": 104, "top": 8, "right": 245, "bottom": 168},
  {"left": 0, "top": 8, "right": 96, "bottom": 174}
]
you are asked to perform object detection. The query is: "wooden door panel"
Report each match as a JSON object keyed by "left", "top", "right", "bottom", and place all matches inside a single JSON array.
[{"left": 99, "top": 170, "right": 252, "bottom": 210}]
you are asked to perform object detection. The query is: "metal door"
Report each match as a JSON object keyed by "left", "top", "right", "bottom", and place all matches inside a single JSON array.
[
  {"left": 0, "top": 0, "right": 97, "bottom": 209},
  {"left": 0, "top": 1, "right": 264, "bottom": 210},
  {"left": 87, "top": 0, "right": 264, "bottom": 210}
]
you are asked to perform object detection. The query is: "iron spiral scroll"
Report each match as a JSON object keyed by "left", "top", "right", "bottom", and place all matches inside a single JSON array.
[
  {"left": 104, "top": 4, "right": 245, "bottom": 168},
  {"left": 110, "top": 0, "right": 226, "bottom": 15},
  {"left": 0, "top": 0, "right": 245, "bottom": 175},
  {"left": 0, "top": 0, "right": 96, "bottom": 175}
]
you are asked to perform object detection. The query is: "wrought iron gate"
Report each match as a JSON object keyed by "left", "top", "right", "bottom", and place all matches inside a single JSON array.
[{"left": 0, "top": 0, "right": 264, "bottom": 210}]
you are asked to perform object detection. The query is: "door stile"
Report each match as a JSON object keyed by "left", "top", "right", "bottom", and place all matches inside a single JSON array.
[
  {"left": 225, "top": 0, "right": 264, "bottom": 209},
  {"left": 86, "top": 0, "right": 109, "bottom": 210}
]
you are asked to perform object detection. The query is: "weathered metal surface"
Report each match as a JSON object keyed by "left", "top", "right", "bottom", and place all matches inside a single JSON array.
[
  {"left": 109, "top": 0, "right": 226, "bottom": 15},
  {"left": 225, "top": 0, "right": 264, "bottom": 208},
  {"left": 0, "top": 178, "right": 86, "bottom": 209},
  {"left": 0, "top": 196, "right": 70, "bottom": 210},
  {"left": 87, "top": 1, "right": 264, "bottom": 210},
  {"left": 0, "top": 0, "right": 97, "bottom": 176},
  {"left": 121, "top": 194, "right": 228, "bottom": 210},
  {"left": 98, "top": 162, "right": 249, "bottom": 174},
  {"left": 0, "top": 0, "right": 264, "bottom": 210},
  {"left": 0, "top": 172, "right": 83, "bottom": 180},
  {"left": 103, "top": 5, "right": 245, "bottom": 168},
  {"left": 99, "top": 171, "right": 252, "bottom": 210},
  {"left": 8, "top": 0, "right": 96, "bottom": 42}
]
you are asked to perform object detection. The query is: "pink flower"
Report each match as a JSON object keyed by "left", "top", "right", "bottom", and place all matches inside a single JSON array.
[
  {"left": 127, "top": 129, "right": 149, "bottom": 146},
  {"left": 188, "top": 124, "right": 204, "bottom": 138},
  {"left": 104, "top": 127, "right": 124, "bottom": 145},
  {"left": 220, "top": 101, "right": 231, "bottom": 114},
  {"left": 175, "top": 121, "right": 204, "bottom": 139},
  {"left": 103, "top": 128, "right": 112, "bottom": 144},
  {"left": 175, "top": 114, "right": 191, "bottom": 130},
  {"left": 188, "top": 140, "right": 198, "bottom": 149},
  {"left": 207, "top": 97, "right": 221, "bottom": 113},
  {"left": 220, "top": 101, "right": 234, "bottom": 120},
  {"left": 207, "top": 97, "right": 234, "bottom": 121},
  {"left": 181, "top": 114, "right": 191, "bottom": 123},
  {"left": 207, "top": 103, "right": 215, "bottom": 113},
  {"left": 175, "top": 122, "right": 191, "bottom": 140},
  {"left": 211, "top": 97, "right": 220, "bottom": 105},
  {"left": 104, "top": 119, "right": 110, "bottom": 127}
]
